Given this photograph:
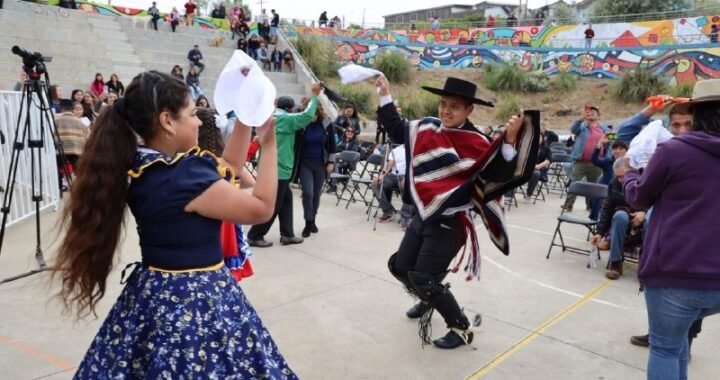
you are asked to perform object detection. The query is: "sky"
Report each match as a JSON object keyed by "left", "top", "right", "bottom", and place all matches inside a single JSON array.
[{"left": 110, "top": 0, "right": 558, "bottom": 27}]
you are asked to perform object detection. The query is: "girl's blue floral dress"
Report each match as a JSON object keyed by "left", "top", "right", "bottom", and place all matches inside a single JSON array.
[{"left": 74, "top": 147, "right": 297, "bottom": 379}]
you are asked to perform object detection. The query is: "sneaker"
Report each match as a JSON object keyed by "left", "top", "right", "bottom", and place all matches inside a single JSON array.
[
  {"left": 248, "top": 238, "right": 273, "bottom": 248},
  {"left": 379, "top": 211, "right": 395, "bottom": 223},
  {"left": 605, "top": 260, "right": 623, "bottom": 280},
  {"left": 280, "top": 236, "right": 304, "bottom": 245},
  {"left": 630, "top": 334, "right": 649, "bottom": 347}
]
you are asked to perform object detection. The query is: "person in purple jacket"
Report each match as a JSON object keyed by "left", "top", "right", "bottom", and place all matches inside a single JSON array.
[{"left": 622, "top": 79, "right": 720, "bottom": 380}]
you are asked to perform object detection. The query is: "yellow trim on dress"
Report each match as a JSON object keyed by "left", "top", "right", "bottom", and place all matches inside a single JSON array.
[
  {"left": 148, "top": 261, "right": 225, "bottom": 273},
  {"left": 127, "top": 146, "right": 237, "bottom": 187}
]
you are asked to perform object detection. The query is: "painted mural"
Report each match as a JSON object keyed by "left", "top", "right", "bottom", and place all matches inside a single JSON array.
[{"left": 282, "top": 16, "right": 720, "bottom": 83}]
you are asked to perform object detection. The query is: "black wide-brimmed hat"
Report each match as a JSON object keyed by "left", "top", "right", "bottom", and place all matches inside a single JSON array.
[{"left": 421, "top": 77, "right": 494, "bottom": 108}]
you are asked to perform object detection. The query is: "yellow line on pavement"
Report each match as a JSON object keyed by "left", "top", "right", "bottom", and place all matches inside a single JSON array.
[{"left": 466, "top": 279, "right": 613, "bottom": 379}]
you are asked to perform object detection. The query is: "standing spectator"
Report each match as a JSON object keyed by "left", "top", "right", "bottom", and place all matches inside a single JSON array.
[
  {"left": 561, "top": 105, "right": 608, "bottom": 212},
  {"left": 295, "top": 105, "right": 336, "bottom": 238},
  {"left": 247, "top": 85, "right": 322, "bottom": 248},
  {"left": 89, "top": 73, "right": 105, "bottom": 99},
  {"left": 248, "top": 35, "right": 260, "bottom": 60},
  {"left": 105, "top": 73, "right": 125, "bottom": 97},
  {"left": 148, "top": 1, "right": 161, "bottom": 31},
  {"left": 430, "top": 16, "right": 441, "bottom": 30},
  {"left": 218, "top": 3, "right": 226, "bottom": 18},
  {"left": 711, "top": 24, "right": 718, "bottom": 43},
  {"left": 584, "top": 24, "right": 595, "bottom": 50},
  {"left": 13, "top": 72, "right": 27, "bottom": 91},
  {"left": 186, "top": 67, "right": 203, "bottom": 100},
  {"left": 270, "top": 46, "right": 282, "bottom": 72},
  {"left": 171, "top": 65, "right": 184, "bottom": 80},
  {"left": 195, "top": 95, "right": 210, "bottom": 108},
  {"left": 170, "top": 7, "right": 181, "bottom": 32},
  {"left": 319, "top": 11, "right": 328, "bottom": 27},
  {"left": 507, "top": 13, "right": 517, "bottom": 27},
  {"left": 184, "top": 0, "right": 196, "bottom": 27},
  {"left": 257, "top": 43, "right": 271, "bottom": 71},
  {"left": 187, "top": 44, "right": 205, "bottom": 75},
  {"left": 622, "top": 80, "right": 720, "bottom": 380},
  {"left": 270, "top": 9, "right": 280, "bottom": 44},
  {"left": 210, "top": 3, "right": 222, "bottom": 19},
  {"left": 334, "top": 103, "right": 361, "bottom": 135},
  {"left": 523, "top": 133, "right": 550, "bottom": 202},
  {"left": 331, "top": 15, "right": 341, "bottom": 29},
  {"left": 237, "top": 37, "right": 248, "bottom": 53},
  {"left": 259, "top": 8, "right": 270, "bottom": 29},
  {"left": 230, "top": 14, "right": 243, "bottom": 40},
  {"left": 486, "top": 15, "right": 495, "bottom": 28},
  {"left": 282, "top": 48, "right": 294, "bottom": 72}
]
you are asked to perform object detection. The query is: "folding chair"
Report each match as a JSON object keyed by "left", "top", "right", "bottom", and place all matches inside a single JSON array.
[
  {"left": 547, "top": 152, "right": 572, "bottom": 197},
  {"left": 546, "top": 182, "right": 608, "bottom": 260},
  {"left": 347, "top": 153, "right": 384, "bottom": 209},
  {"left": 532, "top": 171, "right": 549, "bottom": 204},
  {"left": 504, "top": 188, "right": 519, "bottom": 210},
  {"left": 326, "top": 151, "right": 361, "bottom": 206}
]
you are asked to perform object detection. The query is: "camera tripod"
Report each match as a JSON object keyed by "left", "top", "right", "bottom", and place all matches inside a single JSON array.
[{"left": 0, "top": 46, "right": 72, "bottom": 285}]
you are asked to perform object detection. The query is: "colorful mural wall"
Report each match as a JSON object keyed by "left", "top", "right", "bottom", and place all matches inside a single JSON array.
[{"left": 283, "top": 16, "right": 720, "bottom": 83}]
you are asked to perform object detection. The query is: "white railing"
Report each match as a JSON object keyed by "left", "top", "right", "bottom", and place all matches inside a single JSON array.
[{"left": 0, "top": 91, "right": 60, "bottom": 228}]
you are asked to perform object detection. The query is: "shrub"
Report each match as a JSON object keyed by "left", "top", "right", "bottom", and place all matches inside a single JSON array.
[
  {"left": 613, "top": 68, "right": 668, "bottom": 103},
  {"left": 522, "top": 71, "right": 550, "bottom": 92},
  {"left": 374, "top": 50, "right": 413, "bottom": 84},
  {"left": 291, "top": 35, "right": 339, "bottom": 81},
  {"left": 396, "top": 87, "right": 439, "bottom": 119},
  {"left": 495, "top": 94, "right": 521, "bottom": 122},
  {"left": 336, "top": 83, "right": 374, "bottom": 115},
  {"left": 669, "top": 83, "right": 694, "bottom": 98},
  {"left": 483, "top": 64, "right": 526, "bottom": 92},
  {"left": 552, "top": 73, "right": 577, "bottom": 91}
]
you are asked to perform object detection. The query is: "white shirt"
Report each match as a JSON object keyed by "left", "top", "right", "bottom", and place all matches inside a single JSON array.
[{"left": 389, "top": 145, "right": 406, "bottom": 174}]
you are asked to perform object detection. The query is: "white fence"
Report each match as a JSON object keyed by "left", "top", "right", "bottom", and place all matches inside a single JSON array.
[{"left": 0, "top": 91, "right": 60, "bottom": 228}]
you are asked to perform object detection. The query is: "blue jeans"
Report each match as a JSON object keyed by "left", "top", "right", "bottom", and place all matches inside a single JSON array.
[
  {"left": 299, "top": 160, "right": 326, "bottom": 221},
  {"left": 609, "top": 210, "right": 629, "bottom": 262},
  {"left": 645, "top": 286, "right": 720, "bottom": 380}
]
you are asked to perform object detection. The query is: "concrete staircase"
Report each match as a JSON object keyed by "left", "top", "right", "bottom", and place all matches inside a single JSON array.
[{"left": 0, "top": 0, "right": 315, "bottom": 112}]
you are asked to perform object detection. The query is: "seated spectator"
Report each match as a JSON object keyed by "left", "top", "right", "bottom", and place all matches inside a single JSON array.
[
  {"left": 72, "top": 101, "right": 91, "bottom": 128},
  {"left": 89, "top": 73, "right": 106, "bottom": 99},
  {"left": 591, "top": 159, "right": 645, "bottom": 280},
  {"left": 54, "top": 98, "right": 89, "bottom": 177},
  {"left": 590, "top": 136, "right": 628, "bottom": 220},
  {"left": 13, "top": 72, "right": 27, "bottom": 92},
  {"left": 186, "top": 67, "right": 204, "bottom": 100},
  {"left": 105, "top": 73, "right": 125, "bottom": 97},
  {"left": 524, "top": 133, "right": 551, "bottom": 202},
  {"left": 282, "top": 48, "right": 294, "bottom": 72},
  {"left": 195, "top": 95, "right": 210, "bottom": 108},
  {"left": 49, "top": 85, "right": 63, "bottom": 113},
  {"left": 248, "top": 35, "right": 260, "bottom": 60},
  {"left": 334, "top": 103, "right": 361, "bottom": 135},
  {"left": 337, "top": 127, "right": 360, "bottom": 152},
  {"left": 257, "top": 43, "right": 271, "bottom": 71},
  {"left": 373, "top": 144, "right": 415, "bottom": 229},
  {"left": 237, "top": 37, "right": 248, "bottom": 52},
  {"left": 171, "top": 65, "right": 184, "bottom": 81},
  {"left": 270, "top": 47, "right": 282, "bottom": 72},
  {"left": 71, "top": 89, "right": 84, "bottom": 104},
  {"left": 81, "top": 93, "right": 98, "bottom": 123},
  {"left": 187, "top": 44, "right": 205, "bottom": 75}
]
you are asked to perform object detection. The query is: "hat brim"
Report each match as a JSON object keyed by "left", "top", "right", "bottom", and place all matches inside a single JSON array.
[
  {"left": 421, "top": 86, "right": 494, "bottom": 108},
  {"left": 674, "top": 95, "right": 720, "bottom": 112}
]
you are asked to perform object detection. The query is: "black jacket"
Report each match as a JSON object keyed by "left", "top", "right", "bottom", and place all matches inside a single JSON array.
[
  {"left": 377, "top": 102, "right": 517, "bottom": 208},
  {"left": 334, "top": 115, "right": 361, "bottom": 135},
  {"left": 596, "top": 177, "right": 640, "bottom": 236}
]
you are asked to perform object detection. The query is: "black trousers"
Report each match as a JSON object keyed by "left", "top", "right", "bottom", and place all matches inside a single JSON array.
[
  {"left": 299, "top": 161, "right": 325, "bottom": 221},
  {"left": 248, "top": 179, "right": 295, "bottom": 239},
  {"left": 394, "top": 215, "right": 466, "bottom": 276}
]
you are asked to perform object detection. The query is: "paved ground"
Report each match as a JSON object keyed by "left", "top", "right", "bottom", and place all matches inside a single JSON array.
[{"left": 0, "top": 187, "right": 718, "bottom": 380}]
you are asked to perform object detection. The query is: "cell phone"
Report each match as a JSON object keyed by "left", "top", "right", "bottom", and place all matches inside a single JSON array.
[{"left": 606, "top": 132, "right": 618, "bottom": 141}]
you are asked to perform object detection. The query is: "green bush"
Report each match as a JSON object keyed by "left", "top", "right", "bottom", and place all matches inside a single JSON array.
[
  {"left": 483, "top": 64, "right": 527, "bottom": 92},
  {"left": 336, "top": 84, "right": 374, "bottom": 115},
  {"left": 396, "top": 87, "right": 439, "bottom": 119},
  {"left": 374, "top": 51, "right": 413, "bottom": 84},
  {"left": 613, "top": 69, "right": 668, "bottom": 103},
  {"left": 552, "top": 73, "right": 578, "bottom": 92},
  {"left": 522, "top": 71, "right": 550, "bottom": 92},
  {"left": 669, "top": 83, "right": 694, "bottom": 98},
  {"left": 291, "top": 35, "right": 339, "bottom": 81},
  {"left": 495, "top": 94, "right": 521, "bottom": 122}
]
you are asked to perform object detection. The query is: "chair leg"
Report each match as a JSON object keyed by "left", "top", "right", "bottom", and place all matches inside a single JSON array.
[
  {"left": 557, "top": 225, "right": 567, "bottom": 251},
  {"left": 546, "top": 221, "right": 562, "bottom": 259}
]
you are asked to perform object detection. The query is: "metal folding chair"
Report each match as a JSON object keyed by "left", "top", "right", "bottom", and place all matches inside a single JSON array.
[
  {"left": 346, "top": 153, "right": 384, "bottom": 209},
  {"left": 326, "top": 151, "right": 361, "bottom": 206},
  {"left": 547, "top": 152, "right": 572, "bottom": 197},
  {"left": 546, "top": 182, "right": 608, "bottom": 260}
]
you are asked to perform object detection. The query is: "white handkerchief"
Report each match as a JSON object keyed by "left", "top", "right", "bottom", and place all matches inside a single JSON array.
[
  {"left": 214, "top": 50, "right": 277, "bottom": 127},
  {"left": 338, "top": 64, "right": 384, "bottom": 85},
  {"left": 626, "top": 119, "right": 674, "bottom": 169}
]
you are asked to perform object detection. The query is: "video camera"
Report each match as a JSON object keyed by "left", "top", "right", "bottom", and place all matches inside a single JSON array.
[{"left": 11, "top": 46, "right": 52, "bottom": 79}]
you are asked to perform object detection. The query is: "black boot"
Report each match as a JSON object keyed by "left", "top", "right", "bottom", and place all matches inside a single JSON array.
[
  {"left": 310, "top": 219, "right": 319, "bottom": 233},
  {"left": 406, "top": 302, "right": 431, "bottom": 319},
  {"left": 408, "top": 271, "right": 473, "bottom": 349},
  {"left": 302, "top": 220, "right": 312, "bottom": 238}
]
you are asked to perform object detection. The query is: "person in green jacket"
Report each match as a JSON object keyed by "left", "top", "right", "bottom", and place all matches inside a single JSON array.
[{"left": 248, "top": 83, "right": 322, "bottom": 247}]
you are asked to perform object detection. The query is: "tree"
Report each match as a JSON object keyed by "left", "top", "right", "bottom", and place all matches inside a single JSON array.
[
  {"left": 590, "top": 0, "right": 690, "bottom": 21},
  {"left": 552, "top": 2, "right": 576, "bottom": 24}
]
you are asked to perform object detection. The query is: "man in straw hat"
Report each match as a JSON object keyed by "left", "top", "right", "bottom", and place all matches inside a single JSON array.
[{"left": 375, "top": 76, "right": 540, "bottom": 349}]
